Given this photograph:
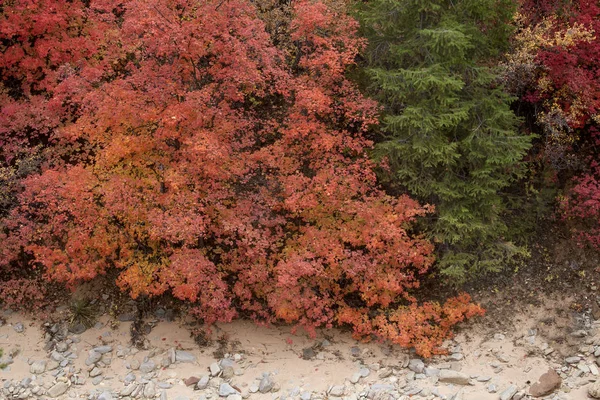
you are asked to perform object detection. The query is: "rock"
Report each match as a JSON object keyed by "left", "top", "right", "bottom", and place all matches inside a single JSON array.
[
  {"left": 118, "top": 312, "right": 136, "bottom": 322},
  {"left": 449, "top": 353, "right": 463, "bottom": 361},
  {"left": 359, "top": 367, "right": 370, "bottom": 378},
  {"left": 227, "top": 395, "right": 242, "bottom": 400},
  {"left": 144, "top": 381, "right": 157, "bottom": 398},
  {"left": 219, "top": 383, "right": 239, "bottom": 397},
  {"left": 529, "top": 368, "right": 561, "bottom": 397},
  {"left": 47, "top": 382, "right": 69, "bottom": 398},
  {"left": 591, "top": 363, "right": 600, "bottom": 376},
  {"left": 565, "top": 356, "right": 581, "bottom": 364},
  {"left": 590, "top": 380, "right": 600, "bottom": 398},
  {"left": 210, "top": 362, "right": 221, "bottom": 377},
  {"left": 98, "top": 391, "right": 114, "bottom": 400},
  {"left": 89, "top": 367, "right": 102, "bottom": 377},
  {"left": 259, "top": 374, "right": 275, "bottom": 393},
  {"left": 30, "top": 360, "right": 46, "bottom": 374},
  {"left": 92, "top": 376, "right": 104, "bottom": 385},
  {"left": 184, "top": 376, "right": 200, "bottom": 387},
  {"left": 351, "top": 347, "right": 361, "bottom": 357},
  {"left": 408, "top": 359, "right": 425, "bottom": 374},
  {"left": 439, "top": 370, "right": 470, "bottom": 385},
  {"left": 378, "top": 368, "right": 393, "bottom": 379},
  {"left": 121, "top": 384, "right": 137, "bottom": 396},
  {"left": 160, "top": 390, "right": 168, "bottom": 400},
  {"left": 301, "top": 391, "right": 312, "bottom": 400},
  {"left": 302, "top": 347, "right": 316, "bottom": 360},
  {"left": 140, "top": 359, "right": 156, "bottom": 373},
  {"left": 476, "top": 376, "right": 491, "bottom": 382},
  {"left": 55, "top": 342, "right": 69, "bottom": 352},
  {"left": 68, "top": 323, "right": 87, "bottom": 334},
  {"left": 328, "top": 385, "right": 345, "bottom": 397},
  {"left": 13, "top": 322, "right": 24, "bottom": 333},
  {"left": 124, "top": 372, "right": 136, "bottom": 384},
  {"left": 130, "top": 359, "right": 141, "bottom": 370},
  {"left": 85, "top": 351, "right": 102, "bottom": 366},
  {"left": 175, "top": 350, "right": 196, "bottom": 363},
  {"left": 424, "top": 367, "right": 439, "bottom": 377},
  {"left": 500, "top": 384, "right": 518, "bottom": 400},
  {"left": 350, "top": 372, "right": 362, "bottom": 384},
  {"left": 197, "top": 376, "right": 210, "bottom": 390},
  {"left": 93, "top": 345, "right": 113, "bottom": 354}
]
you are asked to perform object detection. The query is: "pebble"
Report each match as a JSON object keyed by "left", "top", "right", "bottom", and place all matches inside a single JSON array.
[
  {"left": 47, "top": 382, "right": 69, "bottom": 398},
  {"left": 500, "top": 384, "right": 518, "bottom": 400},
  {"left": 30, "top": 360, "right": 46, "bottom": 374},
  {"left": 259, "top": 374, "right": 275, "bottom": 393},
  {"left": 140, "top": 359, "right": 156, "bottom": 373},
  {"left": 197, "top": 375, "right": 210, "bottom": 390},
  {"left": 175, "top": 350, "right": 196, "bottom": 363},
  {"left": 13, "top": 322, "right": 24, "bottom": 333},
  {"left": 93, "top": 345, "right": 113, "bottom": 354},
  {"left": 438, "top": 370, "right": 470, "bottom": 385},
  {"left": 85, "top": 351, "right": 102, "bottom": 366},
  {"left": 210, "top": 362, "right": 222, "bottom": 377},
  {"left": 144, "top": 381, "right": 157, "bottom": 398},
  {"left": 565, "top": 356, "right": 581, "bottom": 364},
  {"left": 89, "top": 367, "right": 102, "bottom": 377},
  {"left": 219, "top": 383, "right": 239, "bottom": 397},
  {"left": 408, "top": 359, "right": 425, "bottom": 374}
]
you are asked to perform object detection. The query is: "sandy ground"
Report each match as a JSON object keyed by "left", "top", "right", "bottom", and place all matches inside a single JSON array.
[{"left": 0, "top": 295, "right": 596, "bottom": 400}]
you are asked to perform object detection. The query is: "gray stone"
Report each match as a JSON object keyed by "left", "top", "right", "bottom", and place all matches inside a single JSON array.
[
  {"left": 210, "top": 362, "right": 221, "bottom": 377},
  {"left": 227, "top": 395, "right": 242, "bottom": 400},
  {"left": 175, "top": 350, "right": 196, "bottom": 363},
  {"left": 30, "top": 360, "right": 46, "bottom": 374},
  {"left": 92, "top": 376, "right": 103, "bottom": 385},
  {"left": 301, "top": 391, "right": 312, "bottom": 400},
  {"left": 439, "top": 370, "right": 470, "bottom": 385},
  {"left": 408, "top": 359, "right": 425, "bottom": 374},
  {"left": 500, "top": 384, "right": 518, "bottom": 400},
  {"left": 196, "top": 375, "right": 210, "bottom": 390},
  {"left": 161, "top": 357, "right": 171, "bottom": 368},
  {"left": 98, "top": 391, "right": 114, "bottom": 400},
  {"left": 476, "top": 376, "right": 491, "bottom": 382},
  {"left": 120, "top": 384, "right": 137, "bottom": 396},
  {"left": 565, "top": 356, "right": 581, "bottom": 364},
  {"left": 144, "top": 381, "right": 157, "bottom": 398},
  {"left": 328, "top": 385, "right": 345, "bottom": 397},
  {"left": 85, "top": 351, "right": 102, "bottom": 366},
  {"left": 140, "top": 359, "right": 156, "bottom": 373},
  {"left": 350, "top": 372, "right": 361, "bottom": 384},
  {"left": 449, "top": 353, "right": 463, "bottom": 361},
  {"left": 93, "top": 345, "right": 113, "bottom": 354},
  {"left": 47, "top": 382, "right": 69, "bottom": 398},
  {"left": 219, "top": 383, "right": 239, "bottom": 397},
  {"left": 378, "top": 368, "right": 393, "bottom": 379},
  {"left": 259, "top": 374, "right": 275, "bottom": 393},
  {"left": 130, "top": 359, "right": 141, "bottom": 370},
  {"left": 89, "top": 367, "right": 102, "bottom": 377},
  {"left": 424, "top": 367, "right": 439, "bottom": 377},
  {"left": 589, "top": 380, "right": 600, "bottom": 398},
  {"left": 487, "top": 383, "right": 497, "bottom": 393},
  {"left": 124, "top": 372, "right": 136, "bottom": 384},
  {"left": 13, "top": 322, "right": 24, "bottom": 333},
  {"left": 160, "top": 390, "right": 168, "bottom": 400},
  {"left": 55, "top": 342, "right": 69, "bottom": 352}
]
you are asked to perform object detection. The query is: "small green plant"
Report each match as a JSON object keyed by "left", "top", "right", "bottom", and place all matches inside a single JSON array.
[
  {"left": 0, "top": 348, "right": 7, "bottom": 369},
  {"left": 68, "top": 299, "right": 98, "bottom": 328}
]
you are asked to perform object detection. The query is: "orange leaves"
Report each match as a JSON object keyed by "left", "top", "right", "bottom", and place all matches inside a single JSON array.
[{"left": 0, "top": 0, "right": 482, "bottom": 354}]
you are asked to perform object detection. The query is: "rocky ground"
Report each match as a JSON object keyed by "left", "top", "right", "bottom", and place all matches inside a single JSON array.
[{"left": 0, "top": 292, "right": 599, "bottom": 400}]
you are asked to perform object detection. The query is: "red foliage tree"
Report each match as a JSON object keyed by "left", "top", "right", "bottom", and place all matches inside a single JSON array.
[{"left": 1, "top": 0, "right": 482, "bottom": 354}]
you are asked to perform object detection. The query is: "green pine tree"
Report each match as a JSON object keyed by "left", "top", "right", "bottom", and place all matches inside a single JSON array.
[{"left": 358, "top": 0, "right": 534, "bottom": 283}]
